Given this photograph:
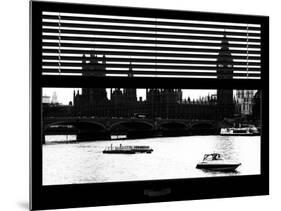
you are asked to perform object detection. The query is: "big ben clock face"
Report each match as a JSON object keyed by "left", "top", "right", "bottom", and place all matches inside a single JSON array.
[{"left": 30, "top": 1, "right": 268, "bottom": 210}]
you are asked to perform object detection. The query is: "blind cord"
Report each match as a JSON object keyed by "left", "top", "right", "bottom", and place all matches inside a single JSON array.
[
  {"left": 58, "top": 12, "right": 61, "bottom": 75},
  {"left": 246, "top": 24, "right": 249, "bottom": 78}
]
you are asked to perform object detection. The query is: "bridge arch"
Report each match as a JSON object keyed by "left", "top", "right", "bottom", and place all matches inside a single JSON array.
[
  {"left": 158, "top": 121, "right": 189, "bottom": 137},
  {"left": 190, "top": 121, "right": 215, "bottom": 129},
  {"left": 44, "top": 120, "right": 108, "bottom": 142},
  {"left": 190, "top": 121, "right": 218, "bottom": 135},
  {"left": 44, "top": 120, "right": 106, "bottom": 132},
  {"left": 109, "top": 120, "right": 154, "bottom": 131},
  {"left": 160, "top": 121, "right": 188, "bottom": 130}
]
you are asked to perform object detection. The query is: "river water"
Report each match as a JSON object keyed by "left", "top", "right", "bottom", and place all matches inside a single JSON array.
[{"left": 43, "top": 135, "right": 260, "bottom": 186}]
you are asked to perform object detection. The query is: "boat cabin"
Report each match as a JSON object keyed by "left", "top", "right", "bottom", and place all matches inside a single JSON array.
[{"left": 203, "top": 153, "right": 223, "bottom": 161}]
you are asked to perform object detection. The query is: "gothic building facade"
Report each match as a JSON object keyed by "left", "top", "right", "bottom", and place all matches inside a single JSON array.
[
  {"left": 73, "top": 35, "right": 236, "bottom": 120},
  {"left": 236, "top": 90, "right": 255, "bottom": 116}
]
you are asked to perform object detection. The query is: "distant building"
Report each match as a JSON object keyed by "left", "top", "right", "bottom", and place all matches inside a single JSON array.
[
  {"left": 73, "top": 53, "right": 108, "bottom": 116},
  {"left": 51, "top": 92, "right": 58, "bottom": 104},
  {"left": 42, "top": 95, "right": 51, "bottom": 104},
  {"left": 236, "top": 90, "right": 255, "bottom": 116},
  {"left": 211, "top": 94, "right": 217, "bottom": 101},
  {"left": 146, "top": 89, "right": 183, "bottom": 118},
  {"left": 123, "top": 62, "right": 137, "bottom": 102},
  {"left": 43, "top": 94, "right": 73, "bottom": 117},
  {"left": 252, "top": 90, "right": 261, "bottom": 122}
]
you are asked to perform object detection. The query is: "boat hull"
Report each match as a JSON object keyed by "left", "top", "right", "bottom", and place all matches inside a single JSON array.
[
  {"left": 196, "top": 163, "right": 241, "bottom": 171},
  {"left": 103, "top": 149, "right": 153, "bottom": 154},
  {"left": 133, "top": 149, "right": 153, "bottom": 153},
  {"left": 220, "top": 133, "right": 259, "bottom": 136},
  {"left": 103, "top": 145, "right": 153, "bottom": 154},
  {"left": 103, "top": 150, "right": 135, "bottom": 154}
]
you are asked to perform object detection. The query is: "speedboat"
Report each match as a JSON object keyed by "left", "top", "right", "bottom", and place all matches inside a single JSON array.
[{"left": 196, "top": 153, "right": 241, "bottom": 171}]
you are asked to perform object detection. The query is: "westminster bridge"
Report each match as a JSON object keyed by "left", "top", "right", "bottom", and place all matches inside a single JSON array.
[{"left": 42, "top": 116, "right": 232, "bottom": 143}]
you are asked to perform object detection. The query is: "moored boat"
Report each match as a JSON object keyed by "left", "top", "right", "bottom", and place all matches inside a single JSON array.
[
  {"left": 131, "top": 145, "right": 153, "bottom": 153},
  {"left": 103, "top": 144, "right": 153, "bottom": 154},
  {"left": 196, "top": 153, "right": 241, "bottom": 171},
  {"left": 220, "top": 127, "right": 260, "bottom": 136}
]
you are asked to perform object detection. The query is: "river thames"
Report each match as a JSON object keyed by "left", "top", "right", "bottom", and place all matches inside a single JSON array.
[{"left": 43, "top": 135, "right": 260, "bottom": 186}]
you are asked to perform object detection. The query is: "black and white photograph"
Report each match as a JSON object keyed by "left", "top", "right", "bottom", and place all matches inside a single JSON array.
[
  {"left": 0, "top": 0, "right": 276, "bottom": 210},
  {"left": 42, "top": 87, "right": 262, "bottom": 185},
  {"left": 40, "top": 9, "right": 263, "bottom": 186}
]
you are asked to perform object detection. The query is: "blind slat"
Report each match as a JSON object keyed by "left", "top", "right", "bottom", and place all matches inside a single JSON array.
[
  {"left": 42, "top": 28, "right": 261, "bottom": 43},
  {"left": 42, "top": 56, "right": 261, "bottom": 66},
  {"left": 41, "top": 11, "right": 262, "bottom": 79},
  {"left": 42, "top": 14, "right": 261, "bottom": 31},
  {"left": 43, "top": 21, "right": 261, "bottom": 37},
  {"left": 43, "top": 49, "right": 261, "bottom": 60},
  {"left": 42, "top": 62, "right": 261, "bottom": 71},
  {"left": 43, "top": 42, "right": 260, "bottom": 54},
  {"left": 43, "top": 35, "right": 261, "bottom": 49},
  {"left": 42, "top": 68, "right": 261, "bottom": 78}
]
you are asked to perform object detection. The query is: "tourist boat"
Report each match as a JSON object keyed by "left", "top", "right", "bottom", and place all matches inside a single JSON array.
[
  {"left": 103, "top": 144, "right": 153, "bottom": 154},
  {"left": 220, "top": 127, "right": 260, "bottom": 136},
  {"left": 196, "top": 153, "right": 241, "bottom": 171},
  {"left": 130, "top": 145, "right": 153, "bottom": 153}
]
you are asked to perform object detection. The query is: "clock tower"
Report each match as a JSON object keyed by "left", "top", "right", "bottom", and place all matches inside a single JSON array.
[{"left": 216, "top": 34, "right": 234, "bottom": 119}]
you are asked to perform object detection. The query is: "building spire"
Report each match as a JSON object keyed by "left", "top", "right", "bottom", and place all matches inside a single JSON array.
[
  {"left": 128, "top": 61, "right": 133, "bottom": 77},
  {"left": 82, "top": 54, "right": 87, "bottom": 64},
  {"left": 102, "top": 54, "right": 106, "bottom": 65},
  {"left": 221, "top": 31, "right": 229, "bottom": 50},
  {"left": 90, "top": 48, "right": 98, "bottom": 64}
]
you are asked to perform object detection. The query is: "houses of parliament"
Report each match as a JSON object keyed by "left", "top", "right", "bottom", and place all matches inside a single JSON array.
[{"left": 73, "top": 35, "right": 235, "bottom": 120}]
